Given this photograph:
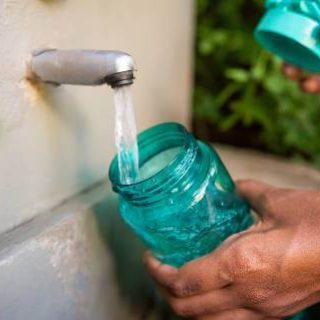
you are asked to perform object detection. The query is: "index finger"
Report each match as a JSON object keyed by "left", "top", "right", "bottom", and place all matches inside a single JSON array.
[
  {"left": 144, "top": 252, "right": 178, "bottom": 288},
  {"left": 144, "top": 248, "right": 232, "bottom": 298}
]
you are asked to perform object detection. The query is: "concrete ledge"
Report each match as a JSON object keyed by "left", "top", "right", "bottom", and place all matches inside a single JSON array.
[
  {"left": 217, "top": 145, "right": 320, "bottom": 189},
  {"left": 0, "top": 182, "right": 140, "bottom": 320}
]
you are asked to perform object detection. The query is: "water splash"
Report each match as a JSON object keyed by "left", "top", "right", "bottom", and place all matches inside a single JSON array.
[{"left": 113, "top": 86, "right": 140, "bottom": 184}]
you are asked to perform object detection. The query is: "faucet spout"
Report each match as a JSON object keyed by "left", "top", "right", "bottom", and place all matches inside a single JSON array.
[{"left": 29, "top": 49, "right": 135, "bottom": 88}]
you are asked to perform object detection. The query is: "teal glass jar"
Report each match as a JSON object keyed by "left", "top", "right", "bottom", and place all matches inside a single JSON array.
[
  {"left": 255, "top": 0, "right": 320, "bottom": 72},
  {"left": 109, "top": 122, "right": 253, "bottom": 267}
]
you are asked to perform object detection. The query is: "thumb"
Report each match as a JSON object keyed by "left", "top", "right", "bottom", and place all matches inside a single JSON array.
[{"left": 236, "top": 179, "right": 274, "bottom": 217}]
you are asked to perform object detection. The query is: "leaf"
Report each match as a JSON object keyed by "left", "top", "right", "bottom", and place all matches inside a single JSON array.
[{"left": 225, "top": 68, "right": 250, "bottom": 83}]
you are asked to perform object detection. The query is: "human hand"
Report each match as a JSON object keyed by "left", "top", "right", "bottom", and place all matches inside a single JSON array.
[
  {"left": 282, "top": 63, "right": 320, "bottom": 94},
  {"left": 144, "top": 180, "right": 320, "bottom": 319}
]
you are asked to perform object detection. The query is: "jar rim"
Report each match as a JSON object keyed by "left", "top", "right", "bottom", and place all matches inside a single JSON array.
[{"left": 109, "top": 122, "right": 202, "bottom": 203}]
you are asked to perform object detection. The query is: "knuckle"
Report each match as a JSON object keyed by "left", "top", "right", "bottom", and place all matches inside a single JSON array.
[
  {"left": 168, "top": 279, "right": 201, "bottom": 298},
  {"left": 228, "top": 239, "right": 269, "bottom": 281},
  {"left": 245, "top": 287, "right": 273, "bottom": 306},
  {"left": 229, "top": 246, "right": 253, "bottom": 277},
  {"left": 168, "top": 281, "right": 185, "bottom": 297}
]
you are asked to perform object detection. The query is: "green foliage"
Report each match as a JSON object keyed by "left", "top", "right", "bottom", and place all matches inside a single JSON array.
[{"left": 193, "top": 0, "right": 320, "bottom": 165}]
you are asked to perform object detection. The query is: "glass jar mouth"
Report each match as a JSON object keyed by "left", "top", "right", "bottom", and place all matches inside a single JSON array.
[{"left": 109, "top": 122, "right": 203, "bottom": 204}]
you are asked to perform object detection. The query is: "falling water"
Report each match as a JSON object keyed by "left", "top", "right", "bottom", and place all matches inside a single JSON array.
[{"left": 113, "top": 85, "right": 140, "bottom": 184}]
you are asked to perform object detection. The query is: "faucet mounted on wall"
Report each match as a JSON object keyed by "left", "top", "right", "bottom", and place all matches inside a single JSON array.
[{"left": 28, "top": 49, "right": 135, "bottom": 88}]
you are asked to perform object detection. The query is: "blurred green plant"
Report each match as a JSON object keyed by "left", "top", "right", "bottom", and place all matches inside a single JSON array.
[{"left": 193, "top": 0, "right": 320, "bottom": 166}]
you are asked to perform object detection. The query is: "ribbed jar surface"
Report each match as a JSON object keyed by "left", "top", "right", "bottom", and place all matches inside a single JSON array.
[{"left": 109, "top": 123, "right": 252, "bottom": 267}]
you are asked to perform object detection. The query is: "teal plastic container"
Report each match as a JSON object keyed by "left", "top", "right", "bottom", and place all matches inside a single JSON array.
[
  {"left": 109, "top": 123, "right": 253, "bottom": 267},
  {"left": 255, "top": 0, "right": 320, "bottom": 72}
]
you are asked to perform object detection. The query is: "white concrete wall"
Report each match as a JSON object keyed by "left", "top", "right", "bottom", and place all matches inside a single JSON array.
[{"left": 0, "top": 0, "right": 194, "bottom": 234}]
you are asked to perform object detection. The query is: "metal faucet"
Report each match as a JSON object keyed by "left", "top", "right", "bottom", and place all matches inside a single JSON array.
[{"left": 28, "top": 49, "right": 135, "bottom": 88}]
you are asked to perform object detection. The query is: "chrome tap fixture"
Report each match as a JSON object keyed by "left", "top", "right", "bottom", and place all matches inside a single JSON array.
[{"left": 29, "top": 49, "right": 135, "bottom": 88}]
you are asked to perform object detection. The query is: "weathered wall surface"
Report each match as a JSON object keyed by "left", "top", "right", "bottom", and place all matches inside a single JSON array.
[
  {"left": 0, "top": 1, "right": 194, "bottom": 318},
  {"left": 0, "top": 0, "right": 194, "bottom": 234},
  {"left": 0, "top": 184, "right": 140, "bottom": 320}
]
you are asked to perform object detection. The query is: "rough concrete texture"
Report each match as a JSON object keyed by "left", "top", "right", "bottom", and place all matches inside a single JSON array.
[
  {"left": 0, "top": 0, "right": 194, "bottom": 234},
  {"left": 1, "top": 146, "right": 319, "bottom": 320},
  {"left": 0, "top": 185, "right": 138, "bottom": 320}
]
